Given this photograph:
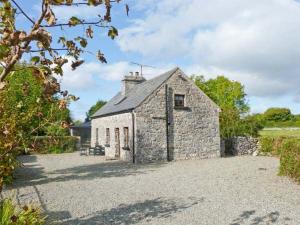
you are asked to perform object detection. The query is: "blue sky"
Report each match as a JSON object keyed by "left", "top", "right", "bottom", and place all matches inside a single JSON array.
[{"left": 16, "top": 0, "right": 300, "bottom": 120}]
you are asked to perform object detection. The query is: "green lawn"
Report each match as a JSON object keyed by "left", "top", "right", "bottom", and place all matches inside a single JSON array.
[{"left": 259, "top": 129, "right": 300, "bottom": 138}]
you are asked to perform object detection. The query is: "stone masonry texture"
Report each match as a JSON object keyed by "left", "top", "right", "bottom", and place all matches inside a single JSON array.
[
  {"left": 92, "top": 69, "right": 221, "bottom": 163},
  {"left": 223, "top": 137, "right": 260, "bottom": 156},
  {"left": 134, "top": 70, "right": 221, "bottom": 162}
]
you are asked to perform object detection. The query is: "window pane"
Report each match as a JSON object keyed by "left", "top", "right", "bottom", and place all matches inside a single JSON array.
[{"left": 174, "top": 94, "right": 185, "bottom": 107}]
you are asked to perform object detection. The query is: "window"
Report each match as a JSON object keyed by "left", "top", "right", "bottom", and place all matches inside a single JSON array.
[
  {"left": 95, "top": 128, "right": 99, "bottom": 145},
  {"left": 105, "top": 128, "right": 110, "bottom": 146},
  {"left": 123, "top": 127, "right": 129, "bottom": 149},
  {"left": 174, "top": 94, "right": 185, "bottom": 107}
]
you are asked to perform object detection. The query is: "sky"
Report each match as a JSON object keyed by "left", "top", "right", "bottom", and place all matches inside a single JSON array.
[{"left": 16, "top": 0, "right": 300, "bottom": 120}]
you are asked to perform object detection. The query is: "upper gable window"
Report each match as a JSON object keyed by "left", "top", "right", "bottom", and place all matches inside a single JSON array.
[{"left": 174, "top": 94, "right": 185, "bottom": 107}]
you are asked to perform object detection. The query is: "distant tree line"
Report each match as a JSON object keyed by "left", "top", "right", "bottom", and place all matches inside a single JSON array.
[
  {"left": 251, "top": 108, "right": 300, "bottom": 128},
  {"left": 192, "top": 75, "right": 300, "bottom": 138}
]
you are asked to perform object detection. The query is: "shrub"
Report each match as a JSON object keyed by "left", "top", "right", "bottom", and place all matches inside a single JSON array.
[
  {"left": 259, "top": 136, "right": 288, "bottom": 156},
  {"left": 259, "top": 136, "right": 300, "bottom": 183},
  {"left": 278, "top": 139, "right": 300, "bottom": 183},
  {"left": 0, "top": 198, "right": 46, "bottom": 225},
  {"left": 31, "top": 136, "right": 78, "bottom": 154},
  {"left": 264, "top": 108, "right": 294, "bottom": 122}
]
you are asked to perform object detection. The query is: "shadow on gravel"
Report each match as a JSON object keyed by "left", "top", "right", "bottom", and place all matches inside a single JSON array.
[
  {"left": 59, "top": 196, "right": 204, "bottom": 225},
  {"left": 11, "top": 156, "right": 167, "bottom": 188},
  {"left": 230, "top": 210, "right": 291, "bottom": 225}
]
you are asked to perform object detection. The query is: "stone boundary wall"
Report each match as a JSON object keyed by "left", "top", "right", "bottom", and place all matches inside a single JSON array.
[{"left": 221, "top": 137, "right": 260, "bottom": 157}]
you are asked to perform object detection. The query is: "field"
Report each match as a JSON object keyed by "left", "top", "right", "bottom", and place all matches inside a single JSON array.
[{"left": 259, "top": 129, "right": 300, "bottom": 138}]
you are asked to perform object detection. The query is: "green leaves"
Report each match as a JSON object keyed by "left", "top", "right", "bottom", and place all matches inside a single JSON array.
[
  {"left": 30, "top": 56, "right": 40, "bottom": 65},
  {"left": 44, "top": 6, "right": 56, "bottom": 25},
  {"left": 75, "top": 37, "right": 87, "bottom": 48},
  {"left": 108, "top": 26, "right": 118, "bottom": 40},
  {"left": 193, "top": 75, "right": 251, "bottom": 138},
  {"left": 68, "top": 16, "right": 82, "bottom": 26},
  {"left": 0, "top": 45, "right": 9, "bottom": 60},
  {"left": 88, "top": 0, "right": 102, "bottom": 6}
]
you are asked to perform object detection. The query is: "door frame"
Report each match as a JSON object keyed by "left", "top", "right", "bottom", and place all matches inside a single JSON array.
[{"left": 114, "top": 128, "right": 120, "bottom": 158}]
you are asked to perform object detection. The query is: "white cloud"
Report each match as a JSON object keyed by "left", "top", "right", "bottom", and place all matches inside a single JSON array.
[
  {"left": 59, "top": 60, "right": 171, "bottom": 92},
  {"left": 117, "top": 0, "right": 300, "bottom": 102},
  {"left": 59, "top": 60, "right": 173, "bottom": 120},
  {"left": 58, "top": 60, "right": 97, "bottom": 92}
]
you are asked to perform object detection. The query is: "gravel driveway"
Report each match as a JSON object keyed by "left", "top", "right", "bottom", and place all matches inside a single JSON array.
[{"left": 3, "top": 153, "right": 300, "bottom": 225}]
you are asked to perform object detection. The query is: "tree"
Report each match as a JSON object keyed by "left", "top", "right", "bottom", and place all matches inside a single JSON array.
[
  {"left": 192, "top": 75, "right": 261, "bottom": 138},
  {"left": 0, "top": 0, "right": 125, "bottom": 190},
  {"left": 0, "top": 0, "right": 126, "bottom": 87},
  {"left": 0, "top": 67, "right": 71, "bottom": 189},
  {"left": 85, "top": 99, "right": 106, "bottom": 121},
  {"left": 193, "top": 75, "right": 249, "bottom": 114},
  {"left": 264, "top": 108, "right": 294, "bottom": 122}
]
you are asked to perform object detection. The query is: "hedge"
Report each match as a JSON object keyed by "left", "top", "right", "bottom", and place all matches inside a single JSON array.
[
  {"left": 31, "top": 136, "right": 78, "bottom": 154},
  {"left": 260, "top": 136, "right": 300, "bottom": 183},
  {"left": 278, "top": 139, "right": 300, "bottom": 183}
]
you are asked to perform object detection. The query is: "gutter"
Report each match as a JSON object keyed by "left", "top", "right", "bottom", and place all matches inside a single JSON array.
[
  {"left": 165, "top": 84, "right": 171, "bottom": 161},
  {"left": 91, "top": 109, "right": 134, "bottom": 119},
  {"left": 131, "top": 111, "right": 136, "bottom": 163}
]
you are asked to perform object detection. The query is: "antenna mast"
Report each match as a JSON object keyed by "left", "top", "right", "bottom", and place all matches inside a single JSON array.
[{"left": 130, "top": 62, "right": 155, "bottom": 76}]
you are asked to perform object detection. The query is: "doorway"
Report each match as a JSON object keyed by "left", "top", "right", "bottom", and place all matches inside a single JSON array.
[{"left": 115, "top": 128, "right": 120, "bottom": 158}]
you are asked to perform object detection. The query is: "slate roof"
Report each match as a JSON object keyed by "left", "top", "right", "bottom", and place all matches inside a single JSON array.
[
  {"left": 71, "top": 121, "right": 91, "bottom": 128},
  {"left": 92, "top": 67, "right": 179, "bottom": 118}
]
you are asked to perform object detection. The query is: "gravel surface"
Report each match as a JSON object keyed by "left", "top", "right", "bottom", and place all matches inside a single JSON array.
[{"left": 3, "top": 153, "right": 300, "bottom": 225}]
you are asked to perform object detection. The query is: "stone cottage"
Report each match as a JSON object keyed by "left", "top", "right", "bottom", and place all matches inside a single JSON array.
[{"left": 91, "top": 67, "right": 221, "bottom": 163}]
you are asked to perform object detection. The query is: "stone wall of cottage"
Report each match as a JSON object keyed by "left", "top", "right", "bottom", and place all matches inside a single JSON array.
[
  {"left": 134, "top": 70, "right": 221, "bottom": 162},
  {"left": 91, "top": 113, "right": 133, "bottom": 161}
]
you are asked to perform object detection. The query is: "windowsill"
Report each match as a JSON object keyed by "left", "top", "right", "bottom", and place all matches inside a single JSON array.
[
  {"left": 122, "top": 146, "right": 130, "bottom": 151},
  {"left": 104, "top": 144, "right": 110, "bottom": 147},
  {"left": 174, "top": 106, "right": 190, "bottom": 110}
]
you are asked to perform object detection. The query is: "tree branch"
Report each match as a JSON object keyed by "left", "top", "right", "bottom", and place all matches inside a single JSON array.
[
  {"left": 41, "top": 20, "right": 109, "bottom": 28},
  {"left": 28, "top": 48, "right": 69, "bottom": 53},
  {"left": 57, "top": 0, "right": 118, "bottom": 6},
  {"left": 0, "top": 0, "right": 47, "bottom": 83},
  {"left": 11, "top": 0, "right": 35, "bottom": 25}
]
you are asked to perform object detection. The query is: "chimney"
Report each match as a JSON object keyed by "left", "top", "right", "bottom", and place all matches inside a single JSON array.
[{"left": 122, "top": 71, "right": 146, "bottom": 95}]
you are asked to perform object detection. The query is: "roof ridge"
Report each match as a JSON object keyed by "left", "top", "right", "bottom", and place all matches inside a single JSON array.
[
  {"left": 124, "top": 67, "right": 179, "bottom": 96},
  {"left": 91, "top": 67, "right": 180, "bottom": 118}
]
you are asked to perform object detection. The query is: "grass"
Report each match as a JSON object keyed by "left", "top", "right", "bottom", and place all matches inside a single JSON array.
[{"left": 259, "top": 129, "right": 300, "bottom": 138}]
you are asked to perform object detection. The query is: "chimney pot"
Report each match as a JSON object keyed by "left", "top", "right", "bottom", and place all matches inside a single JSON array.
[{"left": 122, "top": 71, "right": 146, "bottom": 95}]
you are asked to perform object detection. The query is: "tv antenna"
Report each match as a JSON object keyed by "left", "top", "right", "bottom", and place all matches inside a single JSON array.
[{"left": 130, "top": 62, "right": 155, "bottom": 76}]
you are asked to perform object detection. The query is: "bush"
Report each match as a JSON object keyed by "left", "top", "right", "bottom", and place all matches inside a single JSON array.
[
  {"left": 31, "top": 136, "right": 77, "bottom": 154},
  {"left": 279, "top": 139, "right": 300, "bottom": 183},
  {"left": 0, "top": 198, "right": 45, "bottom": 225},
  {"left": 259, "top": 136, "right": 300, "bottom": 183},
  {"left": 238, "top": 114, "right": 264, "bottom": 137},
  {"left": 264, "top": 108, "right": 294, "bottom": 122},
  {"left": 44, "top": 123, "right": 70, "bottom": 136},
  {"left": 260, "top": 136, "right": 288, "bottom": 156}
]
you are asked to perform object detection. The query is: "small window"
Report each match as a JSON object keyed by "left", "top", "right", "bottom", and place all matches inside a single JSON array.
[
  {"left": 174, "top": 94, "right": 185, "bottom": 107},
  {"left": 123, "top": 127, "right": 129, "bottom": 149},
  {"left": 105, "top": 128, "right": 110, "bottom": 146}
]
